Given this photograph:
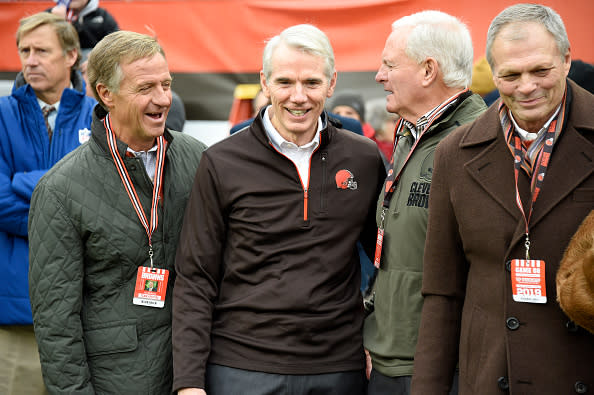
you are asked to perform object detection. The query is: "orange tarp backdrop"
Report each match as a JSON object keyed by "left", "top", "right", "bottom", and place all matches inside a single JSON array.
[{"left": 1, "top": 0, "right": 593, "bottom": 74}]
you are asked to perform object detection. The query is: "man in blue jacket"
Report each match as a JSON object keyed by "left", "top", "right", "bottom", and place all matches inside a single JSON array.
[{"left": 0, "top": 12, "right": 95, "bottom": 394}]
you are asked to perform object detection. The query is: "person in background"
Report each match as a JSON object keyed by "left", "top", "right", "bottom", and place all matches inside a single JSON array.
[
  {"left": 470, "top": 56, "right": 500, "bottom": 106},
  {"left": 28, "top": 30, "right": 206, "bottom": 393},
  {"left": 363, "top": 10, "right": 486, "bottom": 395},
  {"left": 79, "top": 59, "right": 94, "bottom": 97},
  {"left": 329, "top": 90, "right": 375, "bottom": 138},
  {"left": 50, "top": 0, "right": 119, "bottom": 58},
  {"left": 365, "top": 97, "right": 398, "bottom": 164},
  {"left": 167, "top": 90, "right": 187, "bottom": 132},
  {"left": 251, "top": 87, "right": 271, "bottom": 117},
  {"left": 411, "top": 4, "right": 594, "bottom": 394},
  {"left": 568, "top": 59, "right": 594, "bottom": 94},
  {"left": 173, "top": 23, "right": 385, "bottom": 395},
  {"left": 229, "top": 87, "right": 271, "bottom": 134},
  {"left": 0, "top": 12, "right": 96, "bottom": 394}
]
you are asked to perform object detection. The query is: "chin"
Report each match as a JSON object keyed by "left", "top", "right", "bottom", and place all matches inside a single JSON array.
[
  {"left": 144, "top": 124, "right": 166, "bottom": 136},
  {"left": 291, "top": 122, "right": 316, "bottom": 134}
]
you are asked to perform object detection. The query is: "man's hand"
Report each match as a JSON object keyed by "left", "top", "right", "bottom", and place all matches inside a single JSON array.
[
  {"left": 50, "top": 4, "right": 68, "bottom": 18},
  {"left": 178, "top": 388, "right": 206, "bottom": 395},
  {"left": 365, "top": 349, "right": 372, "bottom": 380}
]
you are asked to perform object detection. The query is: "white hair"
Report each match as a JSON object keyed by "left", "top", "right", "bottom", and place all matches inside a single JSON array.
[{"left": 392, "top": 10, "right": 473, "bottom": 88}]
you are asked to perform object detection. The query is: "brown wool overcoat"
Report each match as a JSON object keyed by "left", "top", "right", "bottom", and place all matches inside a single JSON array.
[{"left": 412, "top": 80, "right": 594, "bottom": 395}]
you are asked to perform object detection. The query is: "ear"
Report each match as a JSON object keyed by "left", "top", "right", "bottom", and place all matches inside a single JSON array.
[
  {"left": 562, "top": 49, "right": 572, "bottom": 77},
  {"left": 259, "top": 71, "right": 271, "bottom": 99},
  {"left": 96, "top": 83, "right": 114, "bottom": 109},
  {"left": 327, "top": 71, "right": 337, "bottom": 98},
  {"left": 421, "top": 57, "right": 439, "bottom": 87},
  {"left": 65, "top": 48, "right": 78, "bottom": 69}
]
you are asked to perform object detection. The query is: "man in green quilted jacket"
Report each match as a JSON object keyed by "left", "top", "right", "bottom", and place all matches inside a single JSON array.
[{"left": 28, "top": 30, "right": 207, "bottom": 394}]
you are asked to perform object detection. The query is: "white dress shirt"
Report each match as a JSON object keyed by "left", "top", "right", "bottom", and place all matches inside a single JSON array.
[{"left": 262, "top": 106, "right": 323, "bottom": 187}]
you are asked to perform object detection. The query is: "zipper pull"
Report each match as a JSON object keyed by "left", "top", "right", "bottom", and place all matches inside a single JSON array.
[{"left": 303, "top": 189, "right": 308, "bottom": 221}]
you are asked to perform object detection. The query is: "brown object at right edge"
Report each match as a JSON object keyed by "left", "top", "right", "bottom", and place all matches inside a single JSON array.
[{"left": 556, "top": 210, "right": 594, "bottom": 334}]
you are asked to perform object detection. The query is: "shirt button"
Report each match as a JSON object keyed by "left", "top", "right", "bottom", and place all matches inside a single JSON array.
[{"left": 506, "top": 317, "right": 520, "bottom": 330}]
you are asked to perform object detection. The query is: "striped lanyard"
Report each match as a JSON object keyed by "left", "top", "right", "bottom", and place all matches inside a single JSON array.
[
  {"left": 507, "top": 108, "right": 563, "bottom": 259},
  {"left": 104, "top": 114, "right": 167, "bottom": 269},
  {"left": 374, "top": 89, "right": 468, "bottom": 268}
]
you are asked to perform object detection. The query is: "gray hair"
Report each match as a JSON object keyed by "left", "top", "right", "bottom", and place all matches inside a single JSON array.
[
  {"left": 486, "top": 4, "right": 569, "bottom": 68},
  {"left": 87, "top": 30, "right": 166, "bottom": 109},
  {"left": 262, "top": 24, "right": 335, "bottom": 82},
  {"left": 366, "top": 97, "right": 397, "bottom": 132},
  {"left": 392, "top": 10, "right": 473, "bottom": 88}
]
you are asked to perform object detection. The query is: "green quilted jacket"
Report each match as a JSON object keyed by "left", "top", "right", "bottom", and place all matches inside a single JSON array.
[{"left": 28, "top": 105, "right": 207, "bottom": 394}]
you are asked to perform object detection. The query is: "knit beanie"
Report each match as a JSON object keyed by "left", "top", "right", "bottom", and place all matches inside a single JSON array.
[
  {"left": 329, "top": 91, "right": 366, "bottom": 122},
  {"left": 470, "top": 57, "right": 496, "bottom": 96}
]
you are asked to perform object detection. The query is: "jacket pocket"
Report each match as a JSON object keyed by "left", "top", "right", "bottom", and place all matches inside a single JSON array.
[
  {"left": 460, "top": 304, "right": 489, "bottom": 390},
  {"left": 84, "top": 320, "right": 138, "bottom": 356}
]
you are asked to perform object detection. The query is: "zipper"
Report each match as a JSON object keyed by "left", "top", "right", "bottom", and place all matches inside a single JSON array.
[
  {"left": 268, "top": 141, "right": 320, "bottom": 222},
  {"left": 320, "top": 152, "right": 328, "bottom": 211}
]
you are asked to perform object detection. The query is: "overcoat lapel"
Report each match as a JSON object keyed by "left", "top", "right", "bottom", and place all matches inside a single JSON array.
[
  {"left": 530, "top": 124, "right": 594, "bottom": 227},
  {"left": 460, "top": 106, "right": 521, "bottom": 221}
]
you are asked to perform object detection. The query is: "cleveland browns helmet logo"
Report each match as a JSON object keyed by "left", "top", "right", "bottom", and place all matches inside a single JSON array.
[{"left": 335, "top": 169, "right": 358, "bottom": 190}]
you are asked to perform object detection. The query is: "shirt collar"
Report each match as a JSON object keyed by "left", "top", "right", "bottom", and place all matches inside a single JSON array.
[
  {"left": 262, "top": 106, "right": 322, "bottom": 150},
  {"left": 36, "top": 82, "right": 74, "bottom": 111},
  {"left": 509, "top": 103, "right": 561, "bottom": 141},
  {"left": 126, "top": 144, "right": 159, "bottom": 155},
  {"left": 412, "top": 90, "right": 467, "bottom": 140},
  {"left": 38, "top": 97, "right": 60, "bottom": 113}
]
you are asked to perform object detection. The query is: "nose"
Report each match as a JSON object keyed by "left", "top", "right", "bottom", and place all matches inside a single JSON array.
[
  {"left": 291, "top": 83, "right": 307, "bottom": 103},
  {"left": 24, "top": 52, "right": 38, "bottom": 67},
  {"left": 153, "top": 86, "right": 172, "bottom": 108},
  {"left": 516, "top": 73, "right": 538, "bottom": 95},
  {"left": 375, "top": 66, "right": 387, "bottom": 84}
]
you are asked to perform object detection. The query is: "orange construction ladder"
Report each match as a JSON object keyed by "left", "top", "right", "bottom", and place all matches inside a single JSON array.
[{"left": 228, "top": 83, "right": 261, "bottom": 126}]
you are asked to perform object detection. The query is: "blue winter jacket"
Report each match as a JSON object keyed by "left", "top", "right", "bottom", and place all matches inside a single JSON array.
[{"left": 0, "top": 71, "right": 96, "bottom": 325}]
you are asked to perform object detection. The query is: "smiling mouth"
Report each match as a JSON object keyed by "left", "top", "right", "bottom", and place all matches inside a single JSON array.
[
  {"left": 517, "top": 95, "right": 544, "bottom": 105},
  {"left": 146, "top": 112, "right": 164, "bottom": 120},
  {"left": 287, "top": 109, "right": 309, "bottom": 116}
]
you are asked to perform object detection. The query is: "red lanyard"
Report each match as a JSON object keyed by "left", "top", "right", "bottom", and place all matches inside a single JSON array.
[
  {"left": 104, "top": 114, "right": 167, "bottom": 268},
  {"left": 510, "top": 120, "right": 557, "bottom": 259}
]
